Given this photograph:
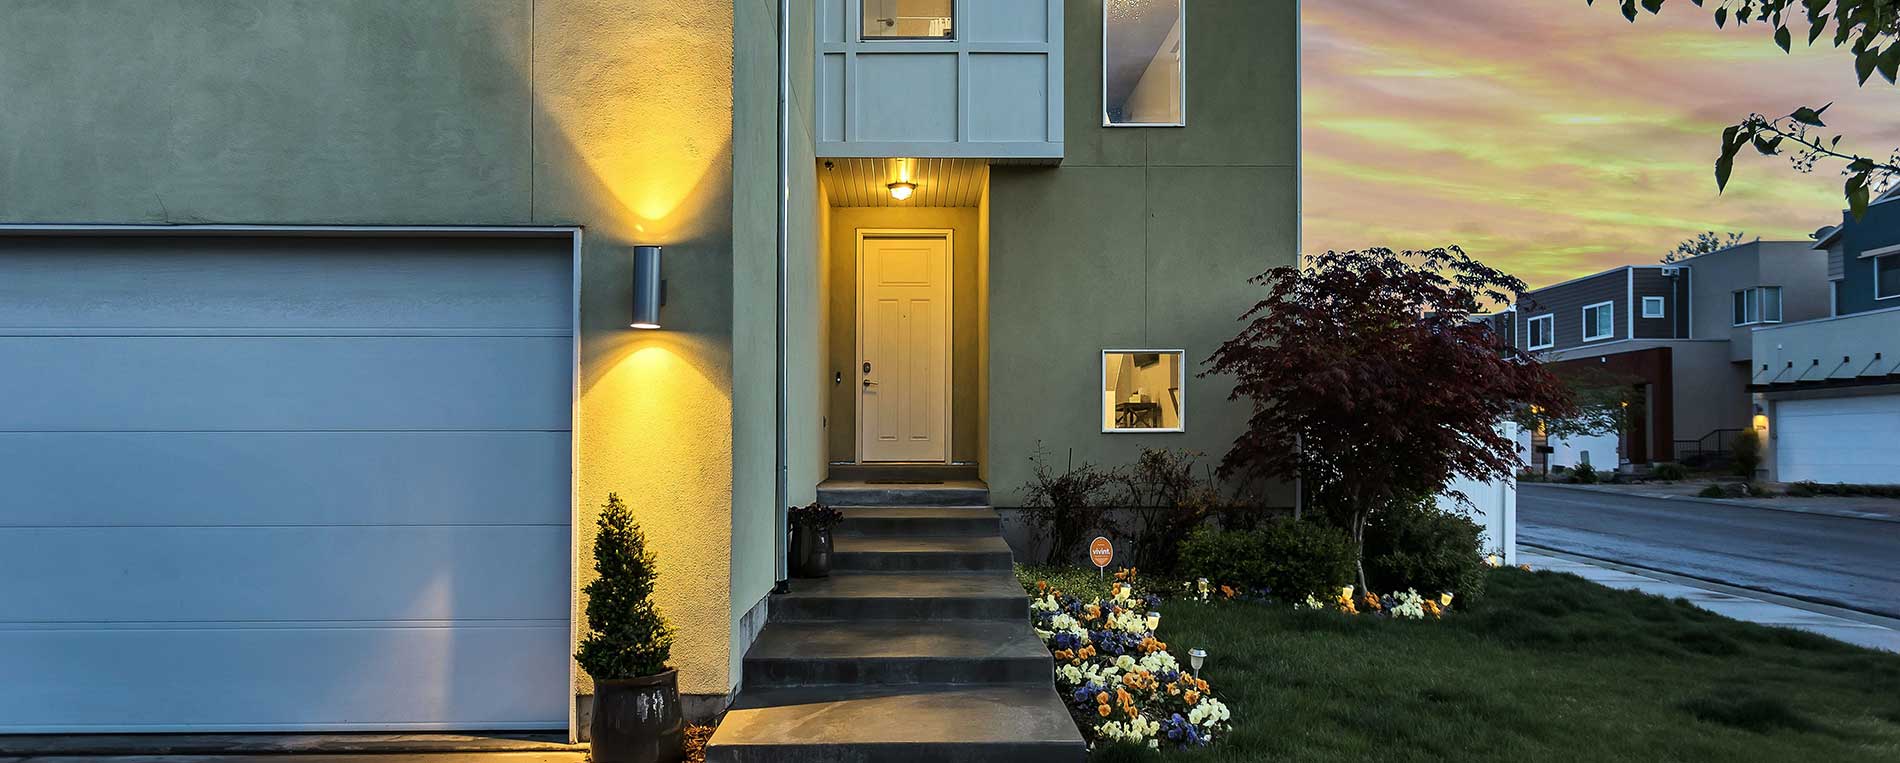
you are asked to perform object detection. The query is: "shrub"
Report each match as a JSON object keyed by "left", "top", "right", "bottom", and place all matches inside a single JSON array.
[
  {"left": 575, "top": 493, "right": 674, "bottom": 679},
  {"left": 1732, "top": 428, "right": 1762, "bottom": 478},
  {"left": 1698, "top": 484, "right": 1729, "bottom": 498},
  {"left": 1177, "top": 519, "right": 1357, "bottom": 603},
  {"left": 1569, "top": 466, "right": 1601, "bottom": 484},
  {"left": 1786, "top": 480, "right": 1819, "bottom": 497},
  {"left": 1364, "top": 498, "right": 1489, "bottom": 607},
  {"left": 1019, "top": 445, "right": 1117, "bottom": 564},
  {"left": 1785, "top": 480, "right": 1900, "bottom": 498},
  {"left": 1650, "top": 462, "right": 1688, "bottom": 481},
  {"left": 1113, "top": 448, "right": 1230, "bottom": 571},
  {"left": 788, "top": 501, "right": 842, "bottom": 529}
]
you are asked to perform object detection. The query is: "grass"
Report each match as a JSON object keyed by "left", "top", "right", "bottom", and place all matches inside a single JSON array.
[{"left": 1020, "top": 566, "right": 1900, "bottom": 762}]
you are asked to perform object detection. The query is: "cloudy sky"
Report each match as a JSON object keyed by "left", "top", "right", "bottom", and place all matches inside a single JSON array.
[{"left": 1301, "top": 0, "right": 1900, "bottom": 288}]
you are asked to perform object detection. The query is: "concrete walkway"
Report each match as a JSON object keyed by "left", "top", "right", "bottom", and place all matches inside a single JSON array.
[
  {"left": 1520, "top": 547, "right": 1900, "bottom": 653},
  {"left": 1529, "top": 481, "right": 1900, "bottom": 523}
]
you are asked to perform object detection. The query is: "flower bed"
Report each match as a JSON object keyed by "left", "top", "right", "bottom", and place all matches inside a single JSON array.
[{"left": 1029, "top": 571, "right": 1232, "bottom": 752}]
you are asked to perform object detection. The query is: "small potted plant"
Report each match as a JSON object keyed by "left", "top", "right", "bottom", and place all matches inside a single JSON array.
[
  {"left": 788, "top": 501, "right": 843, "bottom": 578},
  {"left": 576, "top": 494, "right": 683, "bottom": 763}
]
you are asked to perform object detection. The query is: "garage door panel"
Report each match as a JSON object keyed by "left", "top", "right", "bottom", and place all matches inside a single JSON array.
[
  {"left": 0, "top": 526, "right": 569, "bottom": 623},
  {"left": 1, "top": 431, "right": 568, "bottom": 527},
  {"left": 0, "top": 236, "right": 571, "bottom": 330},
  {"left": 1776, "top": 395, "right": 1900, "bottom": 484},
  {"left": 0, "top": 623, "right": 570, "bottom": 732},
  {"left": 0, "top": 336, "right": 571, "bottom": 431}
]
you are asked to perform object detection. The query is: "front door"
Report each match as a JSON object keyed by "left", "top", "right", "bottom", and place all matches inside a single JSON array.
[{"left": 857, "top": 233, "right": 951, "bottom": 462}]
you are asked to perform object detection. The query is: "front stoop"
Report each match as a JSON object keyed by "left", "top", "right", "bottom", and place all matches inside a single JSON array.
[{"left": 706, "top": 483, "right": 1086, "bottom": 763}]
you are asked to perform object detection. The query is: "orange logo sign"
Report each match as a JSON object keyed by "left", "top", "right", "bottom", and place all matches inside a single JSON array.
[{"left": 1089, "top": 536, "right": 1113, "bottom": 569}]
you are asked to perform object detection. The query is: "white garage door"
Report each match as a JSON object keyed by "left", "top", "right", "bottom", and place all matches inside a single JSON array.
[
  {"left": 1775, "top": 394, "right": 1900, "bottom": 484},
  {"left": 0, "top": 234, "right": 573, "bottom": 733}
]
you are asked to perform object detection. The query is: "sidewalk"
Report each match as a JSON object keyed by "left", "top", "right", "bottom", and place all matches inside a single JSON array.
[
  {"left": 1520, "top": 547, "right": 1900, "bottom": 653},
  {"left": 1526, "top": 481, "right": 1900, "bottom": 523}
]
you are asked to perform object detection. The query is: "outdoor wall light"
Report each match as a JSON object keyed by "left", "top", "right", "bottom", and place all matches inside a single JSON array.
[
  {"left": 631, "top": 245, "right": 665, "bottom": 330},
  {"left": 1188, "top": 647, "right": 1207, "bottom": 677},
  {"left": 886, "top": 180, "right": 916, "bottom": 201}
]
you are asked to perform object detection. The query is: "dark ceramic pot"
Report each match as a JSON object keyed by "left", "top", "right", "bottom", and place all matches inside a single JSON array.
[
  {"left": 590, "top": 670, "right": 684, "bottom": 763},
  {"left": 790, "top": 524, "right": 833, "bottom": 578}
]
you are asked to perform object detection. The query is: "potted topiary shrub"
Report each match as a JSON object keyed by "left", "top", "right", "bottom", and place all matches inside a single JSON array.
[
  {"left": 788, "top": 501, "right": 843, "bottom": 578},
  {"left": 576, "top": 494, "right": 683, "bottom": 763}
]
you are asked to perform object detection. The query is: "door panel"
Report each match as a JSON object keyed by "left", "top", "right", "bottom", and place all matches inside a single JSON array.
[{"left": 859, "top": 235, "right": 950, "bottom": 462}]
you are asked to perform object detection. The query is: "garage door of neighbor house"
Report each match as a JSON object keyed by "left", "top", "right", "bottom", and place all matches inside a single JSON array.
[
  {"left": 1775, "top": 394, "right": 1900, "bottom": 484},
  {"left": 0, "top": 233, "right": 573, "bottom": 733}
]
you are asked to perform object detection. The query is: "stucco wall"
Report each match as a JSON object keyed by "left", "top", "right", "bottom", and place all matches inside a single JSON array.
[
  {"left": 825, "top": 206, "right": 985, "bottom": 463},
  {"left": 0, "top": 0, "right": 743, "bottom": 702},
  {"left": 985, "top": 0, "right": 1300, "bottom": 505}
]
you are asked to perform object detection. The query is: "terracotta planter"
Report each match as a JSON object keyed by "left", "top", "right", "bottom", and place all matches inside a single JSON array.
[
  {"left": 790, "top": 524, "right": 833, "bottom": 578},
  {"left": 590, "top": 670, "right": 684, "bottom": 763}
]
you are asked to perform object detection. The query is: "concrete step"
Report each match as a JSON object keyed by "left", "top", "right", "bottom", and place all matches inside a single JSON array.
[
  {"left": 827, "top": 463, "right": 981, "bottom": 483},
  {"left": 706, "top": 684, "right": 1086, "bottom": 763},
  {"left": 772, "top": 572, "right": 1027, "bottom": 622},
  {"left": 741, "top": 620, "right": 1053, "bottom": 688},
  {"left": 838, "top": 506, "right": 1001, "bottom": 537},
  {"left": 817, "top": 480, "right": 989, "bottom": 507},
  {"left": 832, "top": 535, "right": 1014, "bottom": 572}
]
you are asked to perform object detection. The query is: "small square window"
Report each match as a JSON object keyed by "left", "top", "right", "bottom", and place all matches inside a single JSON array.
[
  {"left": 1104, "top": 0, "right": 1184, "bottom": 126},
  {"left": 862, "top": 0, "right": 954, "bottom": 39},
  {"left": 1641, "top": 296, "right": 1666, "bottom": 318},
  {"left": 1526, "top": 314, "right": 1554, "bottom": 350},
  {"left": 1104, "top": 350, "right": 1184, "bottom": 432}
]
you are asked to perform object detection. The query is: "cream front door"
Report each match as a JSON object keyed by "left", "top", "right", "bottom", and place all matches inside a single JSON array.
[{"left": 858, "top": 234, "right": 951, "bottom": 462}]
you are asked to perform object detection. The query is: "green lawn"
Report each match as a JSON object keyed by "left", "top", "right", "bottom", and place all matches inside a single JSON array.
[{"left": 1049, "top": 567, "right": 1900, "bottom": 761}]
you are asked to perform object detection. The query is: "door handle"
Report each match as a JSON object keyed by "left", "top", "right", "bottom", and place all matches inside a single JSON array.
[{"left": 862, "top": 379, "right": 878, "bottom": 387}]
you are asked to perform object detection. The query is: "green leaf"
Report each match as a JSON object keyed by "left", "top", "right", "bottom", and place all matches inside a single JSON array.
[
  {"left": 1642, "top": 0, "right": 1664, "bottom": 12},
  {"left": 1790, "top": 104, "right": 1829, "bottom": 127},
  {"left": 1716, "top": 126, "right": 1742, "bottom": 192},
  {"left": 1808, "top": 14, "right": 1828, "bottom": 44},
  {"left": 1879, "top": 46, "right": 1900, "bottom": 85},
  {"left": 1752, "top": 134, "right": 1782, "bottom": 155},
  {"left": 1856, "top": 49, "right": 1877, "bottom": 83},
  {"left": 1715, "top": 6, "right": 1728, "bottom": 26},
  {"left": 1775, "top": 26, "right": 1792, "bottom": 52},
  {"left": 1621, "top": 0, "right": 1638, "bottom": 21},
  {"left": 1847, "top": 175, "right": 1871, "bottom": 221}
]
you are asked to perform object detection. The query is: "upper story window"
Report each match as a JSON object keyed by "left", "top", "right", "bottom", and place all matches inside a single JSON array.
[
  {"left": 1877, "top": 253, "right": 1900, "bottom": 300},
  {"left": 1104, "top": 0, "right": 1185, "bottom": 126},
  {"left": 1581, "top": 301, "right": 1615, "bottom": 342},
  {"left": 1731, "top": 286, "right": 1782, "bottom": 325},
  {"left": 1641, "top": 296, "right": 1666, "bottom": 318},
  {"left": 1526, "top": 314, "right": 1554, "bottom": 350},
  {"left": 862, "top": 0, "right": 954, "bottom": 39}
]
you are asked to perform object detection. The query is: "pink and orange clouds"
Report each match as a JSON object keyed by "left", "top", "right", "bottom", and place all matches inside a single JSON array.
[{"left": 1301, "top": 0, "right": 1900, "bottom": 288}]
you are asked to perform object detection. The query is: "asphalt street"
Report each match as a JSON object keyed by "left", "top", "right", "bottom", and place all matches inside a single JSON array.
[{"left": 1518, "top": 484, "right": 1900, "bottom": 618}]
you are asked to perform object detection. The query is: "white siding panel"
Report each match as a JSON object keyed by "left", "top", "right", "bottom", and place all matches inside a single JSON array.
[
  {"left": 1776, "top": 395, "right": 1900, "bottom": 484},
  {"left": 0, "top": 624, "right": 568, "bottom": 731},
  {"left": 0, "top": 336, "right": 570, "bottom": 431},
  {"left": 1, "top": 431, "right": 567, "bottom": 527}
]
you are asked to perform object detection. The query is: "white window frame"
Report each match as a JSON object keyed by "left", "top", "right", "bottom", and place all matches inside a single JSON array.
[
  {"left": 1101, "top": 349, "right": 1187, "bottom": 433},
  {"left": 1876, "top": 252, "right": 1900, "bottom": 301},
  {"left": 1102, "top": 0, "right": 1187, "bottom": 127},
  {"left": 1526, "top": 314, "right": 1554, "bottom": 350},
  {"left": 1581, "top": 301, "right": 1615, "bottom": 342},
  {"left": 859, "top": 0, "right": 956, "bottom": 40},
  {"left": 1760, "top": 285, "right": 1782, "bottom": 323},
  {"left": 1641, "top": 296, "right": 1666, "bottom": 318},
  {"left": 1731, "top": 286, "right": 1781, "bottom": 325}
]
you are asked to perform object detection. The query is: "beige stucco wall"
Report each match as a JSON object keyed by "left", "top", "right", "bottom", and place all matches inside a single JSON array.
[
  {"left": 825, "top": 206, "right": 986, "bottom": 464},
  {"left": 0, "top": 0, "right": 744, "bottom": 701}
]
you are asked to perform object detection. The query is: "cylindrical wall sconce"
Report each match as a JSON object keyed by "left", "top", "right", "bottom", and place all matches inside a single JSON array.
[{"left": 631, "top": 245, "right": 663, "bottom": 329}]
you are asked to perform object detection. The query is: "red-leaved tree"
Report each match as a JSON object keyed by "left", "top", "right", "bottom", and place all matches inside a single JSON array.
[{"left": 1204, "top": 247, "right": 1577, "bottom": 591}]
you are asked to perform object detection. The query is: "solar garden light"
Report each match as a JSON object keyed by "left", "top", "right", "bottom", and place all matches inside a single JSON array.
[
  {"left": 1146, "top": 611, "right": 1161, "bottom": 632},
  {"left": 1188, "top": 647, "right": 1207, "bottom": 677}
]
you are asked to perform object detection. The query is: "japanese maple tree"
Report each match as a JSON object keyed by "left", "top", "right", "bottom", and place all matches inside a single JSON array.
[{"left": 1204, "top": 247, "right": 1576, "bottom": 591}]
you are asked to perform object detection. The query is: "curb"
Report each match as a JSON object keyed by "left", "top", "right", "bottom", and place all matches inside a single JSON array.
[
  {"left": 1519, "top": 543, "right": 1900, "bottom": 628},
  {"left": 1521, "top": 482, "right": 1900, "bottom": 524}
]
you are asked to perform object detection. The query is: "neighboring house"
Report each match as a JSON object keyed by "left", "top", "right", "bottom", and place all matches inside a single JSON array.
[
  {"left": 1751, "top": 187, "right": 1900, "bottom": 484},
  {"left": 1501, "top": 242, "right": 1827, "bottom": 469},
  {"left": 0, "top": 0, "right": 1299, "bottom": 756}
]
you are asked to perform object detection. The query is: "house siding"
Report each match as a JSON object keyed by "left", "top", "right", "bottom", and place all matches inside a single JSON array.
[
  {"left": 1631, "top": 267, "right": 1687, "bottom": 340},
  {"left": 1516, "top": 269, "right": 1628, "bottom": 353},
  {"left": 1834, "top": 199, "right": 1900, "bottom": 316}
]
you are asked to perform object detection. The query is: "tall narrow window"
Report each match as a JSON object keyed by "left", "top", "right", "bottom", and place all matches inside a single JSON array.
[
  {"left": 1104, "top": 0, "right": 1185, "bottom": 126},
  {"left": 862, "top": 0, "right": 954, "bottom": 39},
  {"left": 1760, "top": 286, "right": 1782, "bottom": 323},
  {"left": 1103, "top": 350, "right": 1185, "bottom": 432}
]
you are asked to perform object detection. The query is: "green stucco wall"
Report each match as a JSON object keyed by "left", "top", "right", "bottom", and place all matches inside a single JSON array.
[
  {"left": 0, "top": 0, "right": 744, "bottom": 702},
  {"left": 985, "top": 0, "right": 1302, "bottom": 506}
]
